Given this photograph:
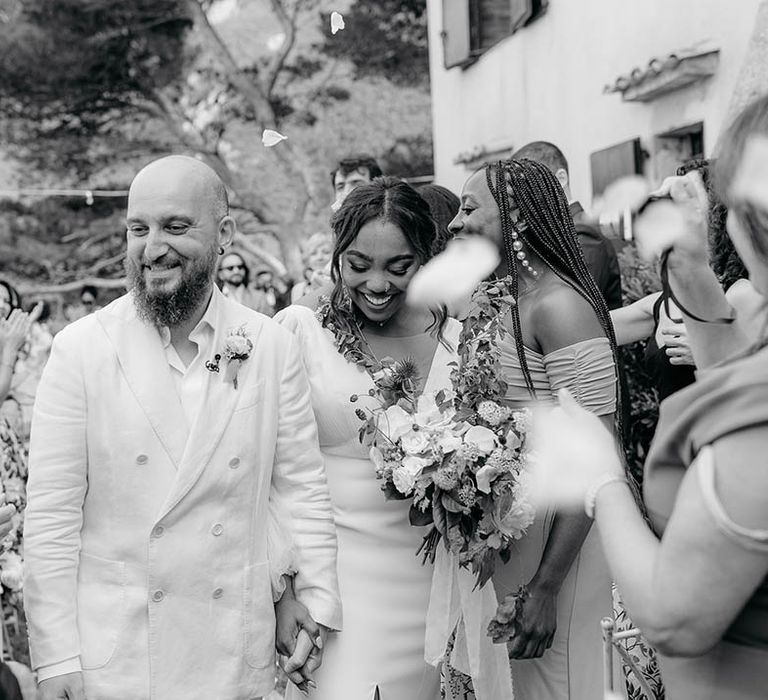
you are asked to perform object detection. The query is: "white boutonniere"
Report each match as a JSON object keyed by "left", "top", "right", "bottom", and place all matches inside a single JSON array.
[{"left": 206, "top": 325, "right": 253, "bottom": 389}]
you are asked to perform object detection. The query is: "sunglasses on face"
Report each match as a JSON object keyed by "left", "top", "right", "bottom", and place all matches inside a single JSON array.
[{"left": 221, "top": 264, "right": 245, "bottom": 272}]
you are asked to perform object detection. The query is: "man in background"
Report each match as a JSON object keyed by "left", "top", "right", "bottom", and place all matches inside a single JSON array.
[
  {"left": 330, "top": 155, "right": 383, "bottom": 211},
  {"left": 513, "top": 141, "right": 623, "bottom": 310}
]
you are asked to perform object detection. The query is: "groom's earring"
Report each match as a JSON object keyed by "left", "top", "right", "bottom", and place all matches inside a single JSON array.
[{"left": 218, "top": 246, "right": 225, "bottom": 255}]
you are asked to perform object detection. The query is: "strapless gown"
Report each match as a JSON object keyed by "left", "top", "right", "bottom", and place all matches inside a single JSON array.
[{"left": 492, "top": 337, "right": 618, "bottom": 700}]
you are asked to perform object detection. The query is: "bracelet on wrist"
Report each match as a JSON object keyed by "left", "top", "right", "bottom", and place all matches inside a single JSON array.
[{"left": 584, "top": 474, "right": 628, "bottom": 519}]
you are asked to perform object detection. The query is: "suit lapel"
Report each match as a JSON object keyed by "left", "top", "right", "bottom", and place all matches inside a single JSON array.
[
  {"left": 158, "top": 291, "right": 264, "bottom": 520},
  {"left": 96, "top": 297, "right": 188, "bottom": 468}
]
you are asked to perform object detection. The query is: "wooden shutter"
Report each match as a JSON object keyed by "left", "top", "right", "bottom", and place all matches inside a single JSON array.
[
  {"left": 442, "top": 0, "right": 472, "bottom": 68},
  {"left": 590, "top": 138, "right": 644, "bottom": 197},
  {"left": 509, "top": 0, "right": 533, "bottom": 33}
]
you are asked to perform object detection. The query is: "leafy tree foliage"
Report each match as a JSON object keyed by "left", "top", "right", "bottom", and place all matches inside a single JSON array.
[{"left": 319, "top": 0, "right": 429, "bottom": 86}]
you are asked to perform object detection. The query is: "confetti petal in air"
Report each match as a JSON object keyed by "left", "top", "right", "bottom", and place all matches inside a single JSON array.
[
  {"left": 407, "top": 237, "right": 500, "bottom": 308},
  {"left": 633, "top": 199, "right": 687, "bottom": 261},
  {"left": 262, "top": 129, "right": 287, "bottom": 148},
  {"left": 592, "top": 175, "right": 650, "bottom": 218},
  {"left": 330, "top": 11, "right": 345, "bottom": 35},
  {"left": 730, "top": 134, "right": 768, "bottom": 211},
  {"left": 266, "top": 32, "right": 286, "bottom": 52}
]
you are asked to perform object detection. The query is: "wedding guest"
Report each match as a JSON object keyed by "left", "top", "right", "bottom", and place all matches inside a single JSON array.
[
  {"left": 79, "top": 285, "right": 100, "bottom": 315},
  {"left": 417, "top": 184, "right": 461, "bottom": 256},
  {"left": 23, "top": 155, "right": 341, "bottom": 700},
  {"left": 532, "top": 94, "right": 768, "bottom": 700},
  {"left": 217, "top": 250, "right": 273, "bottom": 315},
  {"left": 444, "top": 158, "right": 620, "bottom": 699},
  {"left": 330, "top": 154, "right": 383, "bottom": 211},
  {"left": 0, "top": 281, "right": 42, "bottom": 436},
  {"left": 276, "top": 177, "right": 459, "bottom": 700},
  {"left": 290, "top": 233, "right": 333, "bottom": 304},
  {"left": 5, "top": 300, "right": 53, "bottom": 440}
]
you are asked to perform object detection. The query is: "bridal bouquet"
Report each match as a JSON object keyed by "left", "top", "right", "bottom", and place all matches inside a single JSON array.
[{"left": 354, "top": 279, "right": 536, "bottom": 587}]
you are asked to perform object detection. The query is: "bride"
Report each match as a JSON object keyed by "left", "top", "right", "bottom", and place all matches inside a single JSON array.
[{"left": 275, "top": 177, "right": 459, "bottom": 700}]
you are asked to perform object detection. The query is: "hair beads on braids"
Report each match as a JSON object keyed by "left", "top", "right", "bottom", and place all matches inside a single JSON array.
[{"left": 485, "top": 158, "right": 620, "bottom": 404}]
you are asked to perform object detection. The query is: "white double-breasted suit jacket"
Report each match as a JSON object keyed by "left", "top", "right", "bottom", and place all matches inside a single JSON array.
[{"left": 23, "top": 288, "right": 341, "bottom": 700}]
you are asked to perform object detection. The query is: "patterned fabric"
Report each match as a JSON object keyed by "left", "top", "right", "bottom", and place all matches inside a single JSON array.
[
  {"left": 441, "top": 631, "right": 475, "bottom": 700},
  {"left": 612, "top": 585, "right": 665, "bottom": 700},
  {"left": 0, "top": 417, "right": 28, "bottom": 664}
]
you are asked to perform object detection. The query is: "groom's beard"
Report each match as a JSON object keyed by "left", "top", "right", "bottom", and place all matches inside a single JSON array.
[{"left": 126, "top": 246, "right": 218, "bottom": 328}]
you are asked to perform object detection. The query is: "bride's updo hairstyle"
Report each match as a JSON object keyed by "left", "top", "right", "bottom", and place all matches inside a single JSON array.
[
  {"left": 485, "top": 158, "right": 618, "bottom": 395},
  {"left": 328, "top": 176, "right": 436, "bottom": 312}
]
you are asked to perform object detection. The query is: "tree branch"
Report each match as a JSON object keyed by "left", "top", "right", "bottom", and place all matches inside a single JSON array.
[{"left": 264, "top": 0, "right": 298, "bottom": 98}]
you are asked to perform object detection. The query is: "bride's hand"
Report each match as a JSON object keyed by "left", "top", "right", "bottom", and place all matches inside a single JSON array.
[{"left": 529, "top": 389, "right": 622, "bottom": 510}]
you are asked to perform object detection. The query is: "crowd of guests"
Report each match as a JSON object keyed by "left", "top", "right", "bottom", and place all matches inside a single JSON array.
[{"left": 3, "top": 94, "right": 768, "bottom": 700}]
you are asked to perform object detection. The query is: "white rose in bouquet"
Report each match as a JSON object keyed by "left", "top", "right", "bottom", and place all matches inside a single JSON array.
[
  {"left": 464, "top": 425, "right": 497, "bottom": 455},
  {"left": 400, "top": 429, "right": 431, "bottom": 456},
  {"left": 378, "top": 405, "right": 413, "bottom": 442}
]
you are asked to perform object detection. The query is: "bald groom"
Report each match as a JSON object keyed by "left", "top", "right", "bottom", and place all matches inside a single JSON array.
[{"left": 23, "top": 156, "right": 341, "bottom": 700}]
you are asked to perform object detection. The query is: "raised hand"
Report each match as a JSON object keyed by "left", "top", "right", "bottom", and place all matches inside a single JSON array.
[
  {"left": 0, "top": 304, "right": 40, "bottom": 357},
  {"left": 662, "top": 325, "right": 695, "bottom": 366},
  {"left": 528, "top": 389, "right": 623, "bottom": 510},
  {"left": 39, "top": 671, "right": 86, "bottom": 700},
  {"left": 635, "top": 171, "right": 710, "bottom": 263}
]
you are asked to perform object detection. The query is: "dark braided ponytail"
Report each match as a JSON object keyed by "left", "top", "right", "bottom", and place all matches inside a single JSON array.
[{"left": 485, "top": 158, "right": 620, "bottom": 407}]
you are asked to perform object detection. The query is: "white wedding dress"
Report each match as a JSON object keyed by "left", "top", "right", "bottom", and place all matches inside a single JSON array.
[{"left": 277, "top": 305, "right": 459, "bottom": 700}]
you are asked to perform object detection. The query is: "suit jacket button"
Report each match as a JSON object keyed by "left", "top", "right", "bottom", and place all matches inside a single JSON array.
[
  {"left": 212, "top": 587, "right": 224, "bottom": 599},
  {"left": 152, "top": 590, "right": 165, "bottom": 602},
  {"left": 211, "top": 523, "right": 224, "bottom": 537},
  {"left": 228, "top": 457, "right": 240, "bottom": 469},
  {"left": 136, "top": 454, "right": 149, "bottom": 465},
  {"left": 152, "top": 525, "right": 164, "bottom": 538}
]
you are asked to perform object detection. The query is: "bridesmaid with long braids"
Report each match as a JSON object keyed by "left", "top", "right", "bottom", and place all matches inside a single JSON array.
[{"left": 446, "top": 158, "right": 621, "bottom": 699}]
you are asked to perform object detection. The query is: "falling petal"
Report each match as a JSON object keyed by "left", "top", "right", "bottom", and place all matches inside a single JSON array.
[
  {"left": 262, "top": 129, "right": 287, "bottom": 148},
  {"left": 407, "top": 237, "right": 500, "bottom": 308},
  {"left": 730, "top": 134, "right": 768, "bottom": 211},
  {"left": 592, "top": 176, "right": 650, "bottom": 217},
  {"left": 633, "top": 199, "right": 687, "bottom": 261},
  {"left": 266, "top": 32, "right": 286, "bottom": 52},
  {"left": 330, "top": 11, "right": 345, "bottom": 35}
]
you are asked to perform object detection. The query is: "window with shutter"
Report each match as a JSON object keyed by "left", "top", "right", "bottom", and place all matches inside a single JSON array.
[
  {"left": 443, "top": 0, "right": 548, "bottom": 68},
  {"left": 442, "top": 0, "right": 472, "bottom": 68},
  {"left": 590, "top": 138, "right": 644, "bottom": 197}
]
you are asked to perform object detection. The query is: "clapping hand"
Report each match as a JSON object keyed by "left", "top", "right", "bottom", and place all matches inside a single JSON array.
[
  {"left": 0, "top": 302, "right": 43, "bottom": 357},
  {"left": 528, "top": 389, "right": 623, "bottom": 510}
]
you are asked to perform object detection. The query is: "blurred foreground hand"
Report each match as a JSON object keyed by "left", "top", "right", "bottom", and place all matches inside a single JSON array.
[{"left": 528, "top": 389, "right": 623, "bottom": 510}]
